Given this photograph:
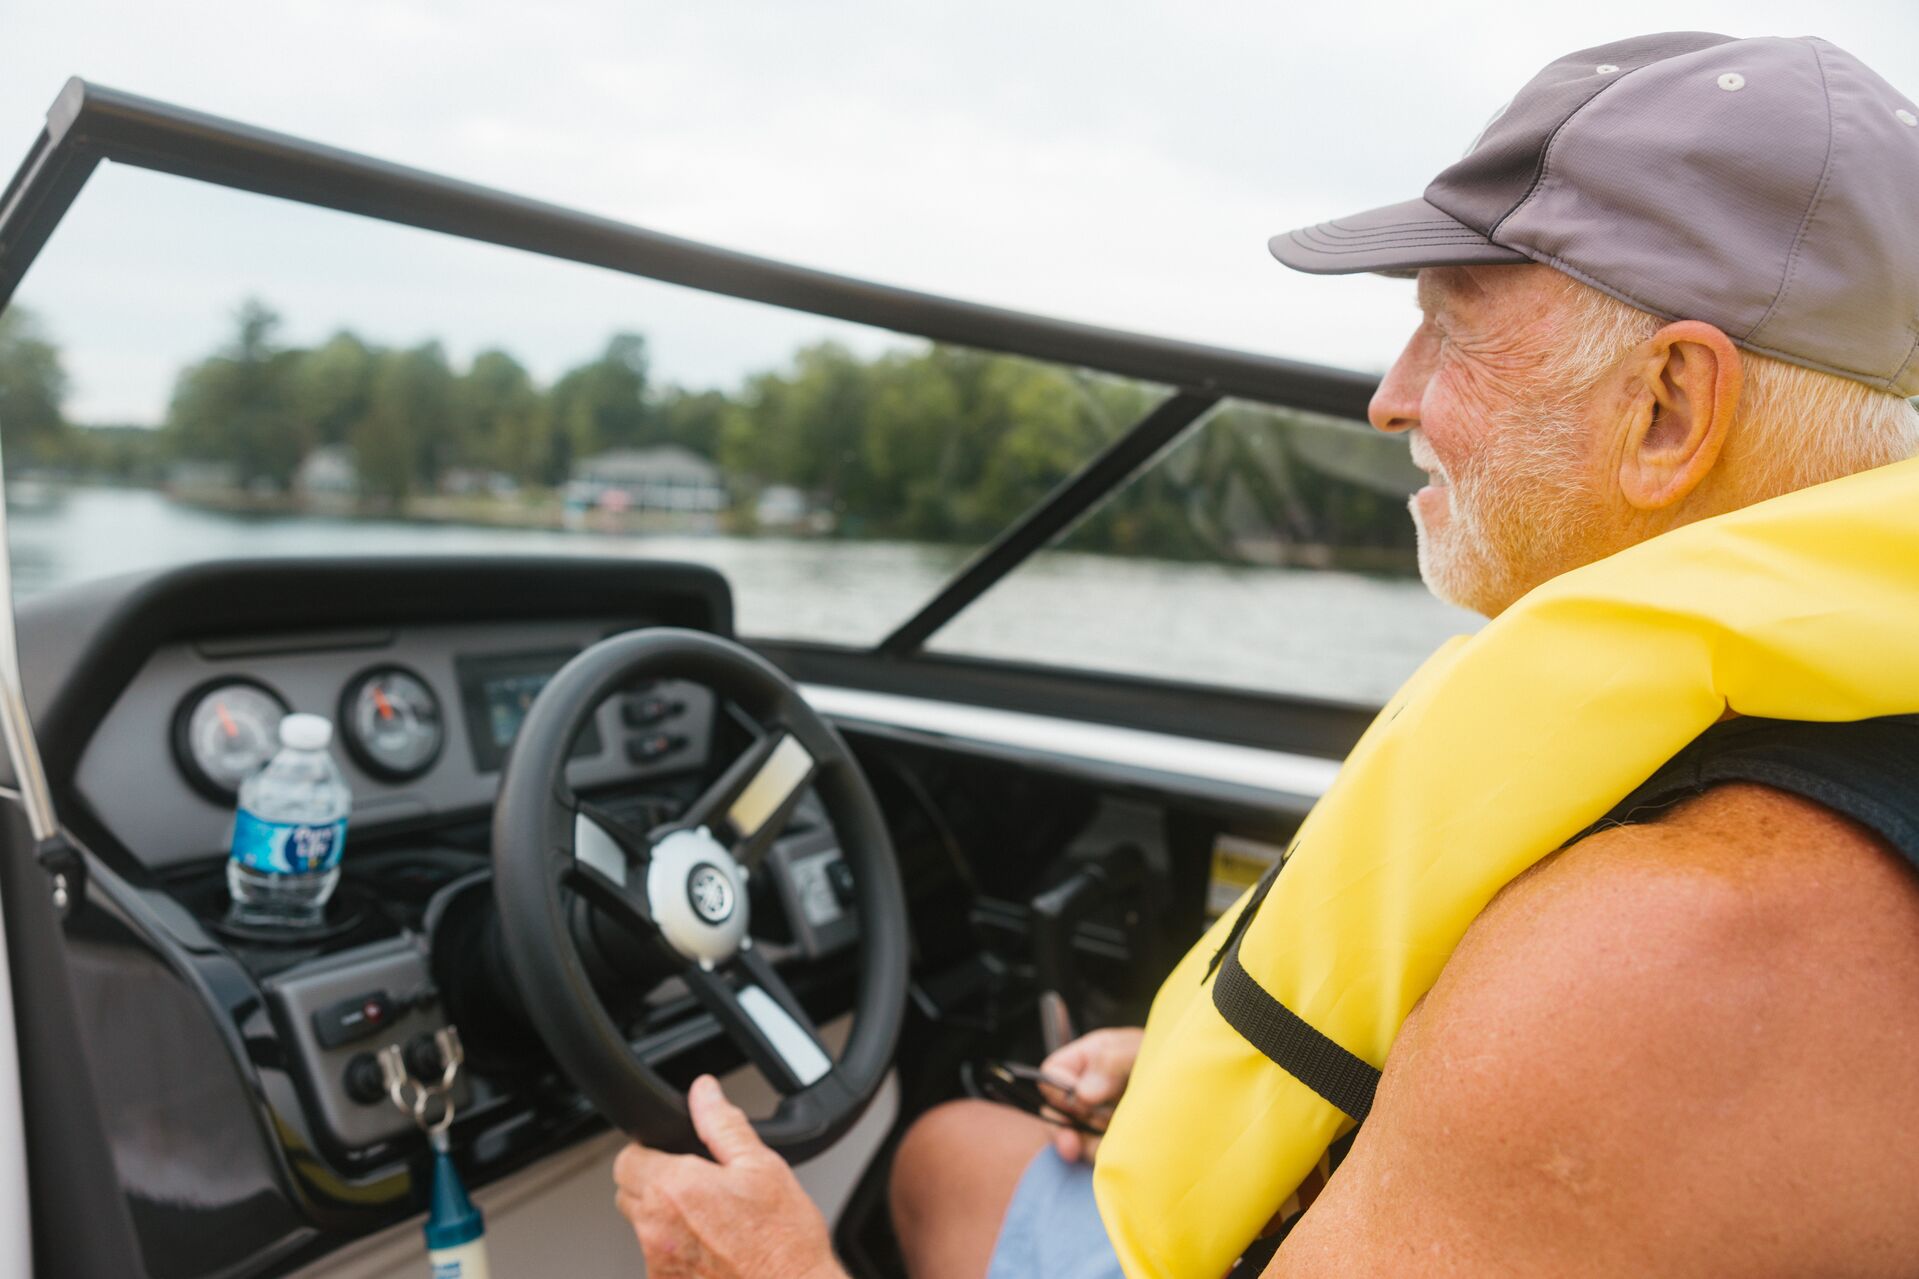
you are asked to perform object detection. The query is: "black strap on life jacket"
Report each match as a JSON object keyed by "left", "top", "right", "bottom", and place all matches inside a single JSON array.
[
  {"left": 1571, "top": 712, "right": 1919, "bottom": 869},
  {"left": 1205, "top": 712, "right": 1919, "bottom": 1132},
  {"left": 1206, "top": 860, "right": 1382, "bottom": 1123}
]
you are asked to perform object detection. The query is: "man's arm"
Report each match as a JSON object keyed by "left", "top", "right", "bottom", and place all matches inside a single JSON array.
[{"left": 1274, "top": 783, "right": 1919, "bottom": 1277}]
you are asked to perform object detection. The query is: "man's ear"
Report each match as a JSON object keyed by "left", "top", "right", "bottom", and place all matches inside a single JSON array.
[{"left": 1615, "top": 321, "right": 1742, "bottom": 510}]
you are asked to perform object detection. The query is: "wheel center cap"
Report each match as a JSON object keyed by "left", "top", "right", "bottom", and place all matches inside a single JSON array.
[
  {"left": 646, "top": 827, "right": 750, "bottom": 966},
  {"left": 686, "top": 862, "right": 735, "bottom": 923}
]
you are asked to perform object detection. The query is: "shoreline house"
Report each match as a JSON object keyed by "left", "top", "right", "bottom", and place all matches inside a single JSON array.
[
  {"left": 567, "top": 446, "right": 727, "bottom": 515},
  {"left": 293, "top": 445, "right": 359, "bottom": 515}
]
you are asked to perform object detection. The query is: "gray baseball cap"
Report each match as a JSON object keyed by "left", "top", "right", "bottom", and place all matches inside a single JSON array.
[{"left": 1271, "top": 32, "right": 1919, "bottom": 396}]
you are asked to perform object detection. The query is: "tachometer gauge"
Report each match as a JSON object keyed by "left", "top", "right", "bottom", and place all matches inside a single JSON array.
[
  {"left": 174, "top": 679, "right": 290, "bottom": 801},
  {"left": 340, "top": 666, "right": 443, "bottom": 782}
]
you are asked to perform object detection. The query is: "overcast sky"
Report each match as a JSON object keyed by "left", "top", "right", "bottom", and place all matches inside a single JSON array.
[{"left": 6, "top": 1, "right": 1919, "bottom": 423}]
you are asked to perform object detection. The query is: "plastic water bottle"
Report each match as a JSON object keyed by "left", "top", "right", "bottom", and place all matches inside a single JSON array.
[{"left": 227, "top": 712, "right": 352, "bottom": 929}]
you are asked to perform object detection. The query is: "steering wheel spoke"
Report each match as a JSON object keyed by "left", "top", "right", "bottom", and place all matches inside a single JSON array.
[
  {"left": 558, "top": 847, "right": 658, "bottom": 940},
  {"left": 683, "top": 946, "right": 836, "bottom": 1096},
  {"left": 576, "top": 798, "right": 654, "bottom": 867},
  {"left": 561, "top": 799, "right": 662, "bottom": 929},
  {"left": 678, "top": 727, "right": 819, "bottom": 865}
]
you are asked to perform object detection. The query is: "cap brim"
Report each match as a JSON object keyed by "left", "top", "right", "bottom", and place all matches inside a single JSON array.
[{"left": 1270, "top": 197, "right": 1530, "bottom": 276}]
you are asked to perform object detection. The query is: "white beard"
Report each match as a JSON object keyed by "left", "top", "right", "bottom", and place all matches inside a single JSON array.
[{"left": 1410, "top": 398, "right": 1597, "bottom": 617}]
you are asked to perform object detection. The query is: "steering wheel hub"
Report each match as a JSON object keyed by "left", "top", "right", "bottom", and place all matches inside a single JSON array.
[{"left": 647, "top": 827, "right": 749, "bottom": 966}]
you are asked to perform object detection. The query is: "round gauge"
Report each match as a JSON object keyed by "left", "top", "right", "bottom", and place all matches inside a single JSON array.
[
  {"left": 340, "top": 665, "right": 444, "bottom": 782},
  {"left": 173, "top": 679, "right": 290, "bottom": 801}
]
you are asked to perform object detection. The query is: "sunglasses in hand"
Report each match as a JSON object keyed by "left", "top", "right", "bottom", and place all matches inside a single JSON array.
[{"left": 972, "top": 1059, "right": 1115, "bottom": 1137}]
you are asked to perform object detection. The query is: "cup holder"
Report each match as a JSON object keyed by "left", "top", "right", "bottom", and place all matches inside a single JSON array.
[{"left": 205, "top": 882, "right": 371, "bottom": 946}]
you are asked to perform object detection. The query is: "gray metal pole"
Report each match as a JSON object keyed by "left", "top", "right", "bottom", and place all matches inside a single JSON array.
[{"left": 0, "top": 427, "right": 59, "bottom": 850}]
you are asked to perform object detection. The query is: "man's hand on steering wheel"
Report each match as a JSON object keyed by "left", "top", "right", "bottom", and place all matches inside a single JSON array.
[{"left": 614, "top": 1075, "right": 846, "bottom": 1279}]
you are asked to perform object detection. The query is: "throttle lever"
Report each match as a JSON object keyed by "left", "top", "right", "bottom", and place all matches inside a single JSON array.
[{"left": 1027, "top": 845, "right": 1146, "bottom": 1053}]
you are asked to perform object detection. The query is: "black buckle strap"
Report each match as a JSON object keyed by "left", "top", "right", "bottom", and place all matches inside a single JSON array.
[{"left": 1208, "top": 868, "right": 1381, "bottom": 1124}]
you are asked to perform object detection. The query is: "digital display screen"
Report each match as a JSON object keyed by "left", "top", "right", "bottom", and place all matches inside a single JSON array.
[
  {"left": 483, "top": 669, "right": 557, "bottom": 751},
  {"left": 455, "top": 650, "right": 604, "bottom": 772}
]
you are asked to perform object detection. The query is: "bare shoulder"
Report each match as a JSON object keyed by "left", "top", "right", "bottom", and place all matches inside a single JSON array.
[{"left": 1276, "top": 784, "right": 1919, "bottom": 1278}]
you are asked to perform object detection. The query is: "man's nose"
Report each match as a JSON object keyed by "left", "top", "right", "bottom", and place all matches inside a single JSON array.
[{"left": 1368, "top": 330, "right": 1430, "bottom": 436}]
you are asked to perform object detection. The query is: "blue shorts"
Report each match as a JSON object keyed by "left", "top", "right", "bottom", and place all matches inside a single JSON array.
[{"left": 985, "top": 1148, "right": 1125, "bottom": 1279}]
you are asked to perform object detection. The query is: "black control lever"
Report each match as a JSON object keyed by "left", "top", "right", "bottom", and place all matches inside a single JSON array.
[{"left": 1027, "top": 845, "right": 1146, "bottom": 1054}]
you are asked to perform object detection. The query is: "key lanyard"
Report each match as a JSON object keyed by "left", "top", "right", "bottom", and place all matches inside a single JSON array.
[{"left": 380, "top": 1028, "right": 489, "bottom": 1277}]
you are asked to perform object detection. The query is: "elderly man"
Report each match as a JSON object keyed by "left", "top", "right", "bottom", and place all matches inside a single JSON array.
[{"left": 616, "top": 30, "right": 1919, "bottom": 1278}]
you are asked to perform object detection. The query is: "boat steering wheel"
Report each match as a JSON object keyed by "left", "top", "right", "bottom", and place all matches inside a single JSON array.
[{"left": 490, "top": 628, "right": 908, "bottom": 1161}]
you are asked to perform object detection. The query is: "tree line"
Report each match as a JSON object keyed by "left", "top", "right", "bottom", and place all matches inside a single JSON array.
[{"left": 0, "top": 300, "right": 1421, "bottom": 568}]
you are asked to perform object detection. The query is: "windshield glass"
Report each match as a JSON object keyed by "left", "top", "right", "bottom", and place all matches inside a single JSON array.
[
  {"left": 0, "top": 158, "right": 1457, "bottom": 704},
  {"left": 929, "top": 402, "right": 1481, "bottom": 703},
  {"left": 1, "top": 164, "right": 1170, "bottom": 645}
]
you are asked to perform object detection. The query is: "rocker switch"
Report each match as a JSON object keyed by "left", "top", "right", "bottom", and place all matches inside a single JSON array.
[{"left": 313, "top": 990, "right": 393, "bottom": 1049}]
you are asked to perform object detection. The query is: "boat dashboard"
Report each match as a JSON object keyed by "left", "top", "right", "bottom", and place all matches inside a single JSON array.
[
  {"left": 17, "top": 557, "right": 889, "bottom": 1276},
  {"left": 15, "top": 554, "right": 1321, "bottom": 1278},
  {"left": 79, "top": 617, "right": 722, "bottom": 872}
]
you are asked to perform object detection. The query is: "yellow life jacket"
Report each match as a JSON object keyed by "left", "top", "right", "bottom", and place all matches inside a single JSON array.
[{"left": 1092, "top": 456, "right": 1919, "bottom": 1278}]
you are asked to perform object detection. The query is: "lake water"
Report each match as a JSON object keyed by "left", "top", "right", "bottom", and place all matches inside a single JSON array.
[{"left": 5, "top": 486, "right": 1480, "bottom": 705}]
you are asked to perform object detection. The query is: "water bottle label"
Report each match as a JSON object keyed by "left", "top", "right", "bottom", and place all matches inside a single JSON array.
[{"left": 231, "top": 809, "right": 347, "bottom": 875}]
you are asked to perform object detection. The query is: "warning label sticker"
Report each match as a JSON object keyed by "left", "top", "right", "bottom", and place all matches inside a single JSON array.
[{"left": 1207, "top": 833, "right": 1287, "bottom": 916}]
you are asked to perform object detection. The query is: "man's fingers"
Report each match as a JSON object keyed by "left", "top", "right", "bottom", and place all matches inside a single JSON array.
[
  {"left": 1078, "top": 1035, "right": 1140, "bottom": 1104},
  {"left": 614, "top": 1141, "right": 675, "bottom": 1192},
  {"left": 1040, "top": 1040, "right": 1089, "bottom": 1082},
  {"left": 1044, "top": 1027, "right": 1136, "bottom": 1086},
  {"left": 1077, "top": 1065, "right": 1120, "bottom": 1104},
  {"left": 689, "top": 1074, "right": 763, "bottom": 1165}
]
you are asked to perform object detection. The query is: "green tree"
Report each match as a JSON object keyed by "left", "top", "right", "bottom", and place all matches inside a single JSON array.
[
  {"left": 860, "top": 346, "right": 970, "bottom": 537},
  {"left": 139, "top": 299, "right": 1420, "bottom": 569},
  {"left": 0, "top": 307, "right": 69, "bottom": 466},
  {"left": 64, "top": 424, "right": 167, "bottom": 485},
  {"left": 650, "top": 387, "right": 733, "bottom": 458},
  {"left": 293, "top": 331, "right": 377, "bottom": 449},
  {"left": 352, "top": 343, "right": 455, "bottom": 504},
  {"left": 720, "top": 342, "right": 875, "bottom": 517},
  {"left": 164, "top": 299, "right": 306, "bottom": 489},
  {"left": 548, "top": 333, "right": 649, "bottom": 476},
  {"left": 458, "top": 350, "right": 548, "bottom": 481}
]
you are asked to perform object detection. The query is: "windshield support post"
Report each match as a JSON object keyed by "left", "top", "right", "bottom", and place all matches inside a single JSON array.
[
  {"left": 0, "top": 429, "right": 64, "bottom": 853},
  {"left": 877, "top": 389, "right": 1219, "bottom": 657},
  {"left": 0, "top": 83, "right": 100, "bottom": 309}
]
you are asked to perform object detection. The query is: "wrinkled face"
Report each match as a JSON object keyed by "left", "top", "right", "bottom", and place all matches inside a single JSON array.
[{"left": 1369, "top": 265, "right": 1606, "bottom": 616}]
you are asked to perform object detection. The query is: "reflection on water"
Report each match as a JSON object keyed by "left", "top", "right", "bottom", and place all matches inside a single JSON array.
[{"left": 7, "top": 487, "right": 1478, "bottom": 705}]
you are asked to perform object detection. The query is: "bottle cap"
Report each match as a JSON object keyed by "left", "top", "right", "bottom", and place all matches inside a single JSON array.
[{"left": 279, "top": 713, "right": 333, "bottom": 752}]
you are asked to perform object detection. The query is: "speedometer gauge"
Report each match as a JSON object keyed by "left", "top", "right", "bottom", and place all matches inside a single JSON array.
[
  {"left": 340, "top": 666, "right": 443, "bottom": 781},
  {"left": 174, "top": 679, "right": 290, "bottom": 801}
]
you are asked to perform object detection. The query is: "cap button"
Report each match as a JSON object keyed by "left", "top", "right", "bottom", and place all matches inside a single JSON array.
[
  {"left": 1717, "top": 72, "right": 1746, "bottom": 92},
  {"left": 1595, "top": 64, "right": 1619, "bottom": 75}
]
